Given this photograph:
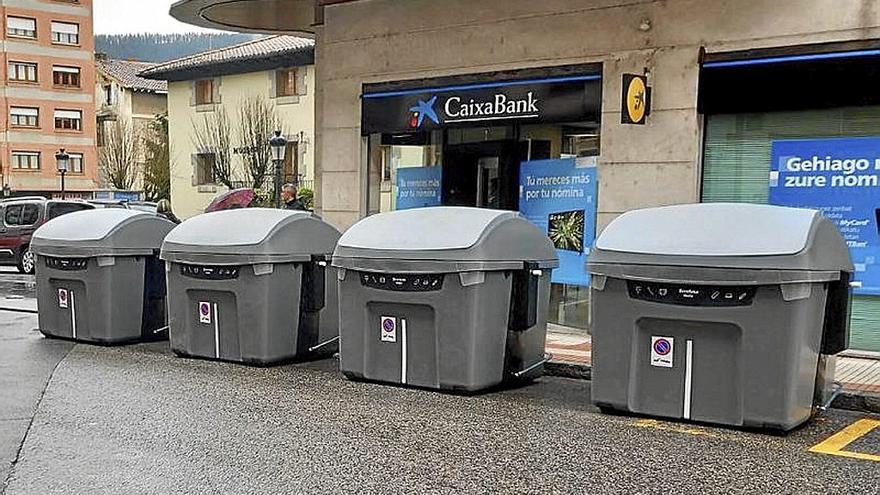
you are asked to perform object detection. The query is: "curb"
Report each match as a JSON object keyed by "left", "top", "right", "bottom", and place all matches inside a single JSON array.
[
  {"left": 832, "top": 391, "right": 880, "bottom": 414},
  {"left": 0, "top": 306, "right": 38, "bottom": 314},
  {"left": 545, "top": 360, "right": 591, "bottom": 381},
  {"left": 545, "top": 360, "right": 880, "bottom": 415}
]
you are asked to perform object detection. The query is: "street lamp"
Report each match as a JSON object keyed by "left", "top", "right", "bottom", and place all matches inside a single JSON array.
[
  {"left": 269, "top": 130, "right": 287, "bottom": 208},
  {"left": 55, "top": 149, "right": 70, "bottom": 200}
]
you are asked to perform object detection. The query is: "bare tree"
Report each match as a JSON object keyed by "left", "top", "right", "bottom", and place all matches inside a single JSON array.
[
  {"left": 191, "top": 108, "right": 235, "bottom": 188},
  {"left": 143, "top": 113, "right": 171, "bottom": 201},
  {"left": 237, "top": 95, "right": 279, "bottom": 190},
  {"left": 100, "top": 118, "right": 140, "bottom": 190}
]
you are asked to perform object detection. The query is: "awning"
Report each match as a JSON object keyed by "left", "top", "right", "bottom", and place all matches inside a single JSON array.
[
  {"left": 700, "top": 41, "right": 880, "bottom": 114},
  {"left": 169, "top": 0, "right": 320, "bottom": 35}
]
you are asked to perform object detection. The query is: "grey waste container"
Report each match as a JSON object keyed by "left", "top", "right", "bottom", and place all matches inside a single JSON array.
[
  {"left": 31, "top": 209, "right": 175, "bottom": 344},
  {"left": 332, "top": 206, "right": 559, "bottom": 392},
  {"left": 160, "top": 208, "right": 341, "bottom": 365},
  {"left": 588, "top": 203, "right": 853, "bottom": 431}
]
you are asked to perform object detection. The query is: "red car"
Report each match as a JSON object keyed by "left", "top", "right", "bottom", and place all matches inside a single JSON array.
[{"left": 0, "top": 197, "right": 94, "bottom": 274}]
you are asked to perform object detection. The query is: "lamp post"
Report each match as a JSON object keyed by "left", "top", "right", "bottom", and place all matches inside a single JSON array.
[
  {"left": 269, "top": 130, "right": 287, "bottom": 208},
  {"left": 55, "top": 148, "right": 70, "bottom": 200}
]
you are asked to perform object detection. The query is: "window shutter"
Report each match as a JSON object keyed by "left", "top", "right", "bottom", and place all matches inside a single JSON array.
[
  {"left": 8, "top": 17, "right": 36, "bottom": 31},
  {"left": 51, "top": 22, "right": 79, "bottom": 34},
  {"left": 191, "top": 154, "right": 199, "bottom": 186},
  {"left": 269, "top": 71, "right": 278, "bottom": 99},
  {"left": 296, "top": 68, "right": 308, "bottom": 96},
  {"left": 213, "top": 77, "right": 222, "bottom": 104}
]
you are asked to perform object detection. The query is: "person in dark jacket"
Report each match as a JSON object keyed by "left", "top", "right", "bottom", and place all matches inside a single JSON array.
[{"left": 281, "top": 183, "right": 308, "bottom": 211}]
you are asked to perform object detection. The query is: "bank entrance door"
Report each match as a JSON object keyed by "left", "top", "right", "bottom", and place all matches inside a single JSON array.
[
  {"left": 442, "top": 138, "right": 521, "bottom": 210},
  {"left": 476, "top": 157, "right": 500, "bottom": 208}
]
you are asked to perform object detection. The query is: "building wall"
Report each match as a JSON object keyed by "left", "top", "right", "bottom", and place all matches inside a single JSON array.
[
  {"left": 168, "top": 65, "right": 316, "bottom": 218},
  {"left": 1, "top": 0, "right": 97, "bottom": 196},
  {"left": 315, "top": 0, "right": 880, "bottom": 230},
  {"left": 95, "top": 70, "right": 167, "bottom": 191}
]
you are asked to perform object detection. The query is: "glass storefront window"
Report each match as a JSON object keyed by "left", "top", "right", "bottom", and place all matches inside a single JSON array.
[
  {"left": 366, "top": 122, "right": 599, "bottom": 331},
  {"left": 367, "top": 131, "right": 443, "bottom": 215}
]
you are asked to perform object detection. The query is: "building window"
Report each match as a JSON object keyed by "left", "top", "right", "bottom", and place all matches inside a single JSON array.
[
  {"left": 8, "top": 61, "right": 37, "bottom": 82},
  {"left": 68, "top": 153, "right": 83, "bottom": 173},
  {"left": 194, "top": 153, "right": 216, "bottom": 185},
  {"left": 53, "top": 66, "right": 81, "bottom": 87},
  {"left": 283, "top": 142, "right": 299, "bottom": 181},
  {"left": 10, "top": 107, "right": 39, "bottom": 128},
  {"left": 196, "top": 79, "right": 214, "bottom": 105},
  {"left": 54, "top": 109, "right": 82, "bottom": 131},
  {"left": 275, "top": 69, "right": 298, "bottom": 97},
  {"left": 103, "top": 84, "right": 114, "bottom": 105},
  {"left": 7, "top": 17, "right": 36, "bottom": 39},
  {"left": 51, "top": 21, "right": 79, "bottom": 45},
  {"left": 11, "top": 152, "right": 40, "bottom": 170}
]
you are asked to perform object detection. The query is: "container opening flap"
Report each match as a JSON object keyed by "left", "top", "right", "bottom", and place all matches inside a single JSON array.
[
  {"left": 337, "top": 207, "right": 515, "bottom": 251},
  {"left": 595, "top": 203, "right": 818, "bottom": 256}
]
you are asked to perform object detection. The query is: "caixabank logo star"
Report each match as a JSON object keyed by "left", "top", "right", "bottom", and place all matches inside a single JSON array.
[{"left": 408, "top": 96, "right": 439, "bottom": 128}]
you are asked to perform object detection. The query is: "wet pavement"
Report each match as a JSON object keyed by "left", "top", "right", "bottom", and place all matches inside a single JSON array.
[
  {"left": 0, "top": 270, "right": 36, "bottom": 312},
  {"left": 1, "top": 309, "right": 879, "bottom": 494},
  {"left": 0, "top": 312, "right": 72, "bottom": 493}
]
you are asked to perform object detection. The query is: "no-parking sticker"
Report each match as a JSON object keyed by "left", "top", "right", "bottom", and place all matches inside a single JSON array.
[
  {"left": 199, "top": 301, "right": 212, "bottom": 324},
  {"left": 380, "top": 316, "right": 397, "bottom": 342},
  {"left": 58, "top": 288, "right": 68, "bottom": 309},
  {"left": 651, "top": 336, "right": 674, "bottom": 368}
]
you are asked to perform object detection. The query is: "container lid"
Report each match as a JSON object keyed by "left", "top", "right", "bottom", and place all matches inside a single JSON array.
[
  {"left": 333, "top": 206, "right": 558, "bottom": 272},
  {"left": 589, "top": 203, "right": 853, "bottom": 273},
  {"left": 160, "top": 208, "right": 341, "bottom": 265},
  {"left": 31, "top": 209, "right": 175, "bottom": 257}
]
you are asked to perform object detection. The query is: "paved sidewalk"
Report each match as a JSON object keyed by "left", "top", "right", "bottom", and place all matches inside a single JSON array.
[{"left": 545, "top": 330, "right": 880, "bottom": 407}]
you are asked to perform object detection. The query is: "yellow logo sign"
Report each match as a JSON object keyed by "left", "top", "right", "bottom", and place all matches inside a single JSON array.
[{"left": 625, "top": 75, "right": 647, "bottom": 124}]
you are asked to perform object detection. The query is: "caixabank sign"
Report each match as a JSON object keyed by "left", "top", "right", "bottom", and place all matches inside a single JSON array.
[{"left": 361, "top": 73, "right": 602, "bottom": 135}]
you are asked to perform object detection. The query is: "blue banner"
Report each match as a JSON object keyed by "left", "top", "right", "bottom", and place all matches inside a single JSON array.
[
  {"left": 769, "top": 137, "right": 880, "bottom": 295},
  {"left": 396, "top": 167, "right": 442, "bottom": 210},
  {"left": 519, "top": 157, "right": 598, "bottom": 287}
]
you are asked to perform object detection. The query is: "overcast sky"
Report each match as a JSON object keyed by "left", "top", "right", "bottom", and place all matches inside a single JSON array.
[{"left": 94, "top": 0, "right": 221, "bottom": 35}]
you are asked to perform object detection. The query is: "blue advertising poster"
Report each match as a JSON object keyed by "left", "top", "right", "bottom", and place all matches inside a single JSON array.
[
  {"left": 519, "top": 157, "right": 598, "bottom": 287},
  {"left": 396, "top": 167, "right": 442, "bottom": 210},
  {"left": 769, "top": 137, "right": 880, "bottom": 295}
]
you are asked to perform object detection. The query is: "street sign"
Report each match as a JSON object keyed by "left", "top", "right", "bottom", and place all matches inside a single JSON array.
[
  {"left": 621, "top": 73, "right": 650, "bottom": 125},
  {"left": 380, "top": 316, "right": 397, "bottom": 342},
  {"left": 651, "top": 336, "right": 674, "bottom": 368},
  {"left": 199, "top": 301, "right": 211, "bottom": 324}
]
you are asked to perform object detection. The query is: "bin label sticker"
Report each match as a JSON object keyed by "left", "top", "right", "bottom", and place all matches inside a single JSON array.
[
  {"left": 380, "top": 316, "right": 397, "bottom": 342},
  {"left": 199, "top": 302, "right": 212, "bottom": 324},
  {"left": 58, "top": 288, "right": 68, "bottom": 309},
  {"left": 651, "top": 336, "right": 674, "bottom": 368}
]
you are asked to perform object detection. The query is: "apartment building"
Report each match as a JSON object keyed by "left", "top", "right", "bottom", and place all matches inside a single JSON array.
[
  {"left": 96, "top": 58, "right": 167, "bottom": 192},
  {"left": 1, "top": 0, "right": 97, "bottom": 198},
  {"left": 141, "top": 36, "right": 315, "bottom": 219}
]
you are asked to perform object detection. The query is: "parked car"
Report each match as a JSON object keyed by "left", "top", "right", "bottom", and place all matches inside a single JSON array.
[
  {"left": 88, "top": 199, "right": 158, "bottom": 214},
  {"left": 87, "top": 199, "right": 130, "bottom": 209},
  {"left": 0, "top": 197, "right": 95, "bottom": 274},
  {"left": 127, "top": 201, "right": 158, "bottom": 214}
]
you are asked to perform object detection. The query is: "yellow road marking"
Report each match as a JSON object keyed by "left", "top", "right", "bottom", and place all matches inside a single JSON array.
[
  {"left": 633, "top": 418, "right": 718, "bottom": 438},
  {"left": 809, "top": 418, "right": 880, "bottom": 462}
]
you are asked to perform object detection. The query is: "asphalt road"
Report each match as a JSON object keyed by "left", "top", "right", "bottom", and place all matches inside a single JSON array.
[{"left": 1, "top": 311, "right": 878, "bottom": 494}]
